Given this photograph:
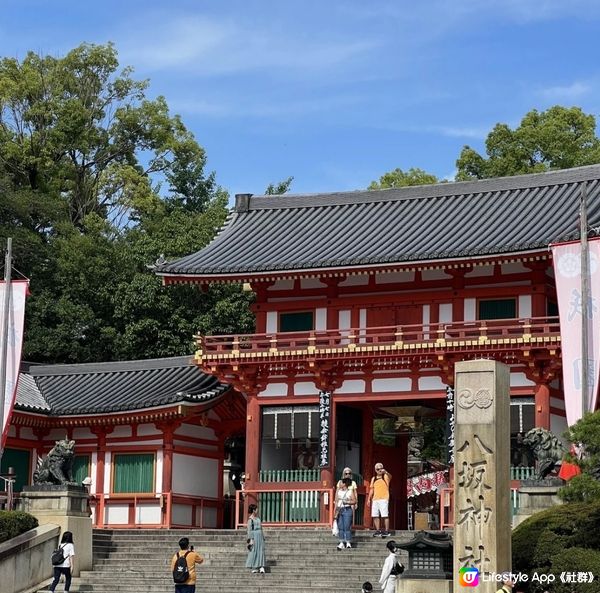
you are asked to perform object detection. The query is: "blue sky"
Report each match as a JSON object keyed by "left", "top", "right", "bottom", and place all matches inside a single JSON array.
[{"left": 1, "top": 0, "right": 599, "bottom": 197}]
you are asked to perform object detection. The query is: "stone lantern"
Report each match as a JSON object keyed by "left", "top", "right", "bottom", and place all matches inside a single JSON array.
[{"left": 397, "top": 530, "right": 453, "bottom": 580}]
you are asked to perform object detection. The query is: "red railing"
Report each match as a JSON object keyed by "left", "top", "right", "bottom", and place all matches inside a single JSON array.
[{"left": 197, "top": 317, "right": 560, "bottom": 358}]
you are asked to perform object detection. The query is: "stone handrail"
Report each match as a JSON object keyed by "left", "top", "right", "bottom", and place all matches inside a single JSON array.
[{"left": 0, "top": 523, "right": 60, "bottom": 593}]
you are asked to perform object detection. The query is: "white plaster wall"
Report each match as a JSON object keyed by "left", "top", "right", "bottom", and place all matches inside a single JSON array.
[
  {"left": 339, "top": 274, "right": 369, "bottom": 286},
  {"left": 103, "top": 452, "right": 111, "bottom": 495},
  {"left": 259, "top": 383, "right": 288, "bottom": 397},
  {"left": 268, "top": 279, "right": 294, "bottom": 290},
  {"left": 88, "top": 453, "right": 97, "bottom": 494},
  {"left": 466, "top": 265, "right": 494, "bottom": 277},
  {"left": 301, "top": 278, "right": 326, "bottom": 289},
  {"left": 375, "top": 271, "right": 415, "bottom": 284},
  {"left": 422, "top": 304, "right": 430, "bottom": 339},
  {"left": 339, "top": 310, "right": 351, "bottom": 338},
  {"left": 550, "top": 397, "right": 566, "bottom": 411},
  {"left": 359, "top": 309, "right": 367, "bottom": 343},
  {"left": 315, "top": 308, "right": 327, "bottom": 330},
  {"left": 439, "top": 303, "right": 452, "bottom": 324},
  {"left": 110, "top": 426, "right": 132, "bottom": 438},
  {"left": 510, "top": 373, "right": 535, "bottom": 387},
  {"left": 156, "top": 450, "right": 163, "bottom": 494},
  {"left": 137, "top": 424, "right": 162, "bottom": 436},
  {"left": 266, "top": 311, "right": 278, "bottom": 333},
  {"left": 551, "top": 414, "right": 568, "bottom": 445},
  {"left": 418, "top": 376, "right": 445, "bottom": 390},
  {"left": 372, "top": 377, "right": 412, "bottom": 392},
  {"left": 336, "top": 380, "right": 366, "bottom": 394},
  {"left": 19, "top": 427, "right": 35, "bottom": 440},
  {"left": 294, "top": 382, "right": 317, "bottom": 396},
  {"left": 518, "top": 295, "right": 532, "bottom": 318},
  {"left": 199, "top": 507, "right": 217, "bottom": 528},
  {"left": 175, "top": 424, "right": 216, "bottom": 440},
  {"left": 172, "top": 503, "right": 193, "bottom": 526},
  {"left": 105, "top": 505, "right": 129, "bottom": 524},
  {"left": 422, "top": 269, "right": 452, "bottom": 280},
  {"left": 7, "top": 426, "right": 16, "bottom": 437},
  {"left": 137, "top": 502, "right": 161, "bottom": 524},
  {"left": 172, "top": 454, "right": 219, "bottom": 497},
  {"left": 72, "top": 427, "right": 94, "bottom": 440},
  {"left": 464, "top": 298, "right": 476, "bottom": 321},
  {"left": 48, "top": 429, "right": 69, "bottom": 440},
  {"left": 502, "top": 262, "right": 529, "bottom": 275}
]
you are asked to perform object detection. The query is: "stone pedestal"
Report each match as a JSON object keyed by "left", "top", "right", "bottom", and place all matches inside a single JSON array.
[
  {"left": 512, "top": 481, "right": 563, "bottom": 527},
  {"left": 19, "top": 485, "right": 92, "bottom": 575}
]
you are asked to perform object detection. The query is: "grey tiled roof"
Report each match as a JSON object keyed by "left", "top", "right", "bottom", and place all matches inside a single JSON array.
[
  {"left": 15, "top": 357, "right": 229, "bottom": 415},
  {"left": 156, "top": 165, "right": 600, "bottom": 278}
]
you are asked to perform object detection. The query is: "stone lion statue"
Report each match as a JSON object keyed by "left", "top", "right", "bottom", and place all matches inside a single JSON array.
[
  {"left": 33, "top": 439, "right": 77, "bottom": 486},
  {"left": 522, "top": 427, "right": 566, "bottom": 479}
]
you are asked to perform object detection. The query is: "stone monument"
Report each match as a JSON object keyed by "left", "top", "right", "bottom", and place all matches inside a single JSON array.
[
  {"left": 453, "top": 360, "right": 511, "bottom": 593},
  {"left": 18, "top": 439, "right": 92, "bottom": 575}
]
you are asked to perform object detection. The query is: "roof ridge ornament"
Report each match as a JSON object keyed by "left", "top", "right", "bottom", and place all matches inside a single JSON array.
[{"left": 235, "top": 193, "right": 253, "bottom": 213}]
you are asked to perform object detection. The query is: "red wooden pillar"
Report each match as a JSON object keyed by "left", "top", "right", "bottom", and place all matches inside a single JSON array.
[
  {"left": 91, "top": 427, "right": 111, "bottom": 528},
  {"left": 361, "top": 407, "right": 374, "bottom": 528},
  {"left": 535, "top": 382, "right": 551, "bottom": 430},
  {"left": 156, "top": 421, "right": 176, "bottom": 527},
  {"left": 245, "top": 393, "right": 260, "bottom": 493}
]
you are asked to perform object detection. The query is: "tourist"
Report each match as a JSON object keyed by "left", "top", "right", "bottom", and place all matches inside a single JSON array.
[
  {"left": 495, "top": 573, "right": 515, "bottom": 593},
  {"left": 361, "top": 582, "right": 373, "bottom": 592},
  {"left": 335, "top": 477, "right": 356, "bottom": 549},
  {"left": 49, "top": 531, "right": 75, "bottom": 593},
  {"left": 378, "top": 540, "right": 404, "bottom": 593},
  {"left": 336, "top": 467, "right": 358, "bottom": 506},
  {"left": 170, "top": 537, "right": 204, "bottom": 593},
  {"left": 246, "top": 503, "right": 267, "bottom": 573},
  {"left": 367, "top": 462, "right": 392, "bottom": 536}
]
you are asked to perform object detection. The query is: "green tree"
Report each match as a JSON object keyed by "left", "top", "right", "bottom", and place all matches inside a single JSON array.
[
  {"left": 559, "top": 411, "right": 600, "bottom": 502},
  {"left": 368, "top": 167, "right": 439, "bottom": 190},
  {"left": 0, "top": 42, "right": 255, "bottom": 363},
  {"left": 265, "top": 176, "right": 294, "bottom": 195},
  {"left": 456, "top": 106, "right": 600, "bottom": 180}
]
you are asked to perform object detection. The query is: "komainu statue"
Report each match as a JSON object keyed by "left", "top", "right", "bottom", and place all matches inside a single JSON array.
[
  {"left": 522, "top": 427, "right": 566, "bottom": 479},
  {"left": 33, "top": 439, "right": 77, "bottom": 486}
]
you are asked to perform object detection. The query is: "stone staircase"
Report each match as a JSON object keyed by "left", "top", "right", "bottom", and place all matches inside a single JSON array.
[{"left": 38, "top": 528, "right": 419, "bottom": 593}]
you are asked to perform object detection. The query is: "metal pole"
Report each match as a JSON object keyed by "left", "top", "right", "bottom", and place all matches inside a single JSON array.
[
  {"left": 0, "top": 237, "right": 12, "bottom": 464},
  {"left": 580, "top": 184, "right": 590, "bottom": 420}
]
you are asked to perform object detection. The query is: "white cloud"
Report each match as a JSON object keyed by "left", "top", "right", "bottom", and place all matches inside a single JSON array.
[
  {"left": 539, "top": 81, "right": 592, "bottom": 102},
  {"left": 119, "top": 15, "right": 377, "bottom": 77}
]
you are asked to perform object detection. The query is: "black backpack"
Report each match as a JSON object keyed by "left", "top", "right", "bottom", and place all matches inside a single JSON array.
[
  {"left": 173, "top": 551, "right": 190, "bottom": 583},
  {"left": 51, "top": 544, "right": 65, "bottom": 566}
]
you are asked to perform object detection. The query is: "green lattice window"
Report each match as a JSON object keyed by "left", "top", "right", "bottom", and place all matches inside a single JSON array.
[
  {"left": 0, "top": 448, "right": 30, "bottom": 492},
  {"left": 279, "top": 311, "right": 314, "bottom": 332},
  {"left": 72, "top": 455, "right": 90, "bottom": 485},
  {"left": 113, "top": 453, "right": 154, "bottom": 493},
  {"left": 478, "top": 298, "right": 516, "bottom": 320}
]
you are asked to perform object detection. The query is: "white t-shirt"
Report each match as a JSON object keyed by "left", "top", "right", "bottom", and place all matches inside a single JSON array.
[{"left": 56, "top": 543, "right": 75, "bottom": 568}]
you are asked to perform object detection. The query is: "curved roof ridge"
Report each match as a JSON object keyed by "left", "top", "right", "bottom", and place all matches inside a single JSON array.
[
  {"left": 241, "top": 164, "right": 600, "bottom": 211},
  {"left": 26, "top": 355, "right": 195, "bottom": 377}
]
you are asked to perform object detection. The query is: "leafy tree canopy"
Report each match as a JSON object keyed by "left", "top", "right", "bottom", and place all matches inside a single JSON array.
[
  {"left": 368, "top": 167, "right": 439, "bottom": 190},
  {"left": 0, "top": 43, "right": 254, "bottom": 363},
  {"left": 265, "top": 176, "right": 294, "bottom": 195},
  {"left": 456, "top": 105, "right": 600, "bottom": 180}
]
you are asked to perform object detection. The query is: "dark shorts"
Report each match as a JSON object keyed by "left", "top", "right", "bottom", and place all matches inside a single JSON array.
[{"left": 175, "top": 585, "right": 196, "bottom": 593}]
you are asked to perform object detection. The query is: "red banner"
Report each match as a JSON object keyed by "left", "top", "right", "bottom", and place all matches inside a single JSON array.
[{"left": 1, "top": 280, "right": 28, "bottom": 449}]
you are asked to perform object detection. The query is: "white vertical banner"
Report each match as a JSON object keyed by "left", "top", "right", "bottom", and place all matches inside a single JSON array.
[
  {"left": 0, "top": 280, "right": 28, "bottom": 449},
  {"left": 551, "top": 237, "right": 600, "bottom": 426}
]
